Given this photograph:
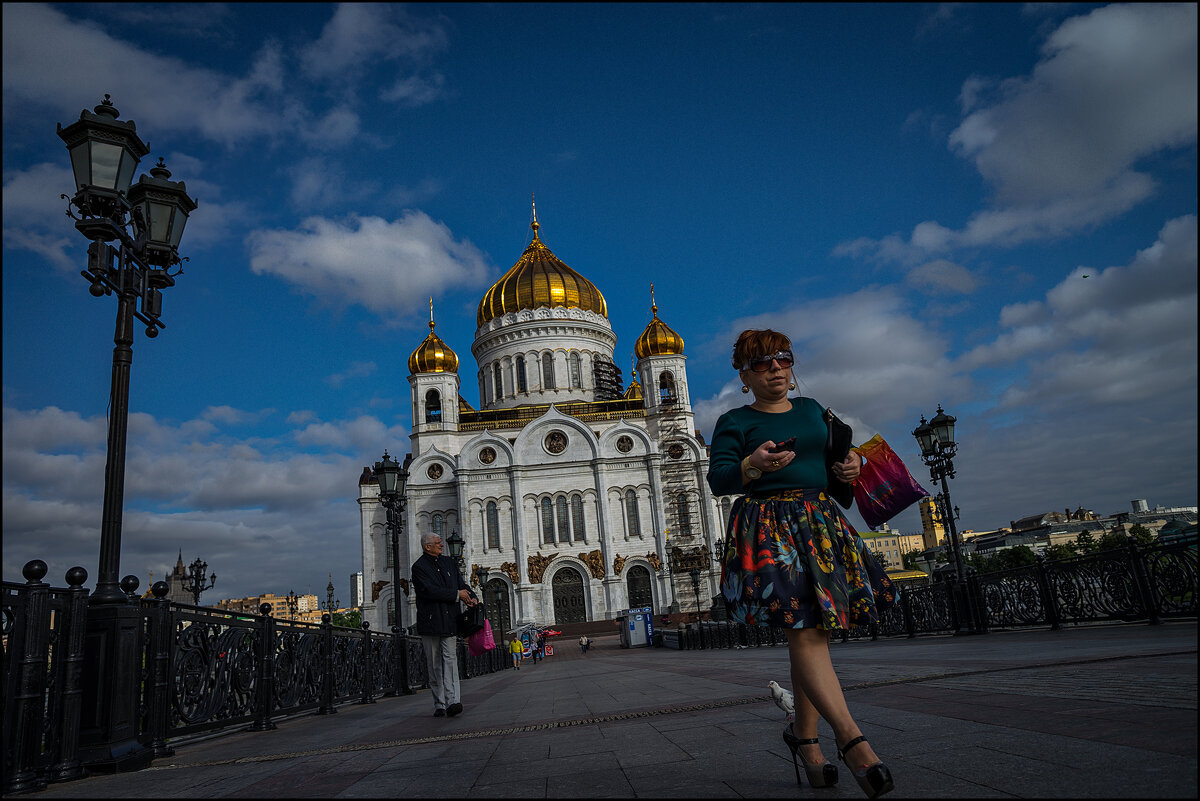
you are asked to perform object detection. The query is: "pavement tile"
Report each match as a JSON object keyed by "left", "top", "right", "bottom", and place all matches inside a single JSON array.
[{"left": 24, "top": 623, "right": 1198, "bottom": 799}]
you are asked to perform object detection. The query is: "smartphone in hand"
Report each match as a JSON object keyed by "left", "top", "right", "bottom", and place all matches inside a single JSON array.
[{"left": 768, "top": 437, "right": 796, "bottom": 454}]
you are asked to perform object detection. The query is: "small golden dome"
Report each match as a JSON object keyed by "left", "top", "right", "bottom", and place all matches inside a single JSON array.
[
  {"left": 634, "top": 288, "right": 684, "bottom": 359},
  {"left": 477, "top": 206, "right": 608, "bottom": 327},
  {"left": 409, "top": 303, "right": 459, "bottom": 374},
  {"left": 623, "top": 370, "right": 643, "bottom": 401}
]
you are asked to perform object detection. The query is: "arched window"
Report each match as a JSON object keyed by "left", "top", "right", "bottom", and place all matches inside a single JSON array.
[
  {"left": 556, "top": 495, "right": 571, "bottom": 542},
  {"left": 571, "top": 494, "right": 586, "bottom": 541},
  {"left": 658, "top": 371, "right": 677, "bottom": 405},
  {"left": 486, "top": 501, "right": 500, "bottom": 550},
  {"left": 721, "top": 497, "right": 733, "bottom": 529},
  {"left": 625, "top": 489, "right": 641, "bottom": 537},
  {"left": 542, "top": 352, "right": 556, "bottom": 389},
  {"left": 385, "top": 531, "right": 394, "bottom": 568},
  {"left": 541, "top": 498, "right": 554, "bottom": 544},
  {"left": 493, "top": 363, "right": 503, "bottom": 399},
  {"left": 675, "top": 492, "right": 692, "bottom": 536},
  {"left": 569, "top": 352, "right": 582, "bottom": 388},
  {"left": 431, "top": 513, "right": 446, "bottom": 543},
  {"left": 425, "top": 388, "right": 442, "bottom": 423},
  {"left": 516, "top": 355, "right": 527, "bottom": 393}
]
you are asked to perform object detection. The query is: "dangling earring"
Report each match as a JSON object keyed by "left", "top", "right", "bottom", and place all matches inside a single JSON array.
[
  {"left": 788, "top": 382, "right": 796, "bottom": 390},
  {"left": 741, "top": 385, "right": 749, "bottom": 394}
]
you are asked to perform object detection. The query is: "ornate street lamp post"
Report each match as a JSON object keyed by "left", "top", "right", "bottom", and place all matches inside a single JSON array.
[
  {"left": 182, "top": 557, "right": 217, "bottom": 607},
  {"left": 285, "top": 589, "right": 299, "bottom": 621},
  {"left": 374, "top": 450, "right": 412, "bottom": 695},
  {"left": 913, "top": 405, "right": 979, "bottom": 635},
  {"left": 57, "top": 94, "right": 197, "bottom": 771},
  {"left": 446, "top": 530, "right": 466, "bottom": 574},
  {"left": 322, "top": 574, "right": 339, "bottom": 615}
]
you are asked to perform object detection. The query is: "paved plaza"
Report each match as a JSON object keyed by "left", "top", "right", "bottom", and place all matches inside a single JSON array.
[{"left": 26, "top": 621, "right": 1197, "bottom": 799}]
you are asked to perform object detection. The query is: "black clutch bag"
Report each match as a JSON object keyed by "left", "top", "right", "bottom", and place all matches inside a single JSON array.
[
  {"left": 824, "top": 407, "right": 854, "bottom": 509},
  {"left": 455, "top": 601, "right": 485, "bottom": 637}
]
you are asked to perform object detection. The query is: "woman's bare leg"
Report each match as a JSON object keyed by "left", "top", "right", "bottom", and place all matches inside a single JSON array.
[{"left": 786, "top": 627, "right": 881, "bottom": 770}]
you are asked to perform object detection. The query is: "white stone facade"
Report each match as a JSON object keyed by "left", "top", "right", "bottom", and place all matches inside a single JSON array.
[{"left": 359, "top": 257, "right": 725, "bottom": 633}]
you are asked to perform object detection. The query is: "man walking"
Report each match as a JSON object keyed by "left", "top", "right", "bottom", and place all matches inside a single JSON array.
[{"left": 412, "top": 532, "right": 478, "bottom": 717}]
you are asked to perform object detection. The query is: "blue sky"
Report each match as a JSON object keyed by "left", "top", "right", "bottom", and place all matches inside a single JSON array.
[{"left": 3, "top": 3, "right": 1196, "bottom": 603}]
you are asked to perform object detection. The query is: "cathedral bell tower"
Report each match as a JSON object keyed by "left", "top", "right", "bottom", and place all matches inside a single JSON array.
[{"left": 408, "top": 300, "right": 461, "bottom": 453}]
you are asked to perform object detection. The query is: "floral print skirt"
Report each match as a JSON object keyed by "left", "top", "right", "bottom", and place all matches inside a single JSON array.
[{"left": 719, "top": 488, "right": 899, "bottom": 630}]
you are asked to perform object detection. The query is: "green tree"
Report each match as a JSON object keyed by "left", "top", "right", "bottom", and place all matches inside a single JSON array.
[
  {"left": 902, "top": 548, "right": 924, "bottom": 570},
  {"left": 993, "top": 545, "right": 1037, "bottom": 570},
  {"left": 331, "top": 609, "right": 362, "bottom": 629},
  {"left": 1127, "top": 524, "right": 1155, "bottom": 545},
  {"left": 1044, "top": 543, "right": 1078, "bottom": 561},
  {"left": 1074, "top": 529, "right": 1097, "bottom": 554},
  {"left": 1096, "top": 531, "right": 1132, "bottom": 552}
]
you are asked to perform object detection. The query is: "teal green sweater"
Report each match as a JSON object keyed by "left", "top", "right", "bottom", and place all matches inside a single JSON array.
[{"left": 706, "top": 397, "right": 828, "bottom": 496}]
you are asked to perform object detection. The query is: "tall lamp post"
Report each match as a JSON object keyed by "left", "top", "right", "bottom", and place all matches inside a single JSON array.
[
  {"left": 688, "top": 567, "right": 705, "bottom": 648},
  {"left": 323, "top": 574, "right": 339, "bottom": 616},
  {"left": 285, "top": 589, "right": 299, "bottom": 621},
  {"left": 374, "top": 450, "right": 412, "bottom": 695},
  {"left": 913, "top": 405, "right": 979, "bottom": 635},
  {"left": 182, "top": 557, "right": 217, "bottom": 607},
  {"left": 58, "top": 94, "right": 197, "bottom": 771}
]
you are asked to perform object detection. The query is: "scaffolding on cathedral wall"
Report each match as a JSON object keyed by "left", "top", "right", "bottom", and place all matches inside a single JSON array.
[{"left": 655, "top": 390, "right": 711, "bottom": 616}]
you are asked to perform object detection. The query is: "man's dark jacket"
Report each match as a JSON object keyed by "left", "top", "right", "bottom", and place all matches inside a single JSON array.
[{"left": 411, "top": 553, "right": 472, "bottom": 637}]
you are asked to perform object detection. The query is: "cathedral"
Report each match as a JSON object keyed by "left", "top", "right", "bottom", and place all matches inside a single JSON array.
[{"left": 358, "top": 209, "right": 727, "bottom": 633}]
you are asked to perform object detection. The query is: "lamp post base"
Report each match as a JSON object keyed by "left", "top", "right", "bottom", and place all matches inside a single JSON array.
[{"left": 77, "top": 603, "right": 154, "bottom": 772}]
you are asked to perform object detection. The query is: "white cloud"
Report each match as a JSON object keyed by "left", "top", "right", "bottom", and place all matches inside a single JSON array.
[
  {"left": 906, "top": 259, "right": 979, "bottom": 295},
  {"left": 1, "top": 403, "right": 405, "bottom": 599},
  {"left": 1, "top": 4, "right": 291, "bottom": 147},
  {"left": 300, "top": 4, "right": 449, "bottom": 98},
  {"left": 838, "top": 3, "right": 1197, "bottom": 264},
  {"left": 246, "top": 211, "right": 494, "bottom": 318},
  {"left": 959, "top": 214, "right": 1198, "bottom": 407}
]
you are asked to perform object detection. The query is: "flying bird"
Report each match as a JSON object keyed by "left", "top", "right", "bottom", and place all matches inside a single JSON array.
[{"left": 768, "top": 680, "right": 795, "bottom": 721}]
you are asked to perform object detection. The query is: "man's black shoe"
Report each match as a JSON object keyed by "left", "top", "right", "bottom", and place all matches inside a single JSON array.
[
  {"left": 433, "top": 708, "right": 446, "bottom": 717},
  {"left": 447, "top": 702, "right": 463, "bottom": 717}
]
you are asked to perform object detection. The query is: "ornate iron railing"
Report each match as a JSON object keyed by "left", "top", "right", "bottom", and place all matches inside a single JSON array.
[
  {"left": 2, "top": 569, "right": 511, "bottom": 794},
  {"left": 671, "top": 532, "right": 1197, "bottom": 650}
]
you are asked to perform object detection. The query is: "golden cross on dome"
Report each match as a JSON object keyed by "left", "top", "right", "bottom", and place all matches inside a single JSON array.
[
  {"left": 650, "top": 282, "right": 659, "bottom": 316},
  {"left": 429, "top": 297, "right": 436, "bottom": 330},
  {"left": 531, "top": 193, "right": 540, "bottom": 237}
]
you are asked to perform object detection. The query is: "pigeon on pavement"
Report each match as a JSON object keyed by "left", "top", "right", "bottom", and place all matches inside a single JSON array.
[{"left": 768, "top": 680, "right": 795, "bottom": 722}]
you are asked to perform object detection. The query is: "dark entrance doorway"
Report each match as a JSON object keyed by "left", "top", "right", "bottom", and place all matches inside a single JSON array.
[
  {"left": 552, "top": 567, "right": 586, "bottom": 624},
  {"left": 483, "top": 579, "right": 511, "bottom": 636},
  {"left": 626, "top": 565, "right": 653, "bottom": 608}
]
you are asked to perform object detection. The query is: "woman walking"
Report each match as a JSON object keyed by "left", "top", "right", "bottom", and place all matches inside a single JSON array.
[{"left": 707, "top": 329, "right": 898, "bottom": 798}]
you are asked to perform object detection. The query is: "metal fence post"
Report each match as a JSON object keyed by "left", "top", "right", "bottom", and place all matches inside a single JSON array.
[
  {"left": 4, "top": 560, "right": 52, "bottom": 795},
  {"left": 900, "top": 586, "right": 916, "bottom": 638},
  {"left": 1034, "top": 555, "right": 1060, "bottom": 631},
  {"left": 250, "top": 603, "right": 277, "bottom": 730},
  {"left": 48, "top": 566, "right": 90, "bottom": 783},
  {"left": 359, "top": 621, "right": 375, "bottom": 705},
  {"left": 140, "top": 581, "right": 175, "bottom": 758},
  {"left": 318, "top": 613, "right": 337, "bottom": 715},
  {"left": 1127, "top": 538, "right": 1161, "bottom": 625}
]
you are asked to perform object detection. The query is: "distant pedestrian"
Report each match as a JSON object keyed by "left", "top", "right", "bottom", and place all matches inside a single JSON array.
[
  {"left": 579, "top": 635, "right": 588, "bottom": 655},
  {"left": 412, "top": 533, "right": 478, "bottom": 719},
  {"left": 509, "top": 637, "right": 523, "bottom": 670}
]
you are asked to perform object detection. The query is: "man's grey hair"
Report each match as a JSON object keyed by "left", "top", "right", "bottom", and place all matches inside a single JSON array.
[{"left": 421, "top": 534, "right": 442, "bottom": 545}]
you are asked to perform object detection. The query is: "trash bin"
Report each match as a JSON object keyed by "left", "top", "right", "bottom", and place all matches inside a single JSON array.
[{"left": 618, "top": 606, "right": 654, "bottom": 647}]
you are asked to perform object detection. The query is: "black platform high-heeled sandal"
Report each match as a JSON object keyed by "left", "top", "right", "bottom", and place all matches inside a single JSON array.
[
  {"left": 837, "top": 735, "right": 893, "bottom": 799},
  {"left": 782, "top": 726, "right": 839, "bottom": 787}
]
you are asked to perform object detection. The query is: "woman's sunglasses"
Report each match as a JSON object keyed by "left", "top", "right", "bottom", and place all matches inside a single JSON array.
[{"left": 741, "top": 350, "right": 794, "bottom": 372}]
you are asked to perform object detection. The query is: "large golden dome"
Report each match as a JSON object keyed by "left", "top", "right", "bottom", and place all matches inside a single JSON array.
[
  {"left": 409, "top": 319, "right": 459, "bottom": 374},
  {"left": 634, "top": 292, "right": 684, "bottom": 359},
  {"left": 477, "top": 215, "right": 608, "bottom": 327}
]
